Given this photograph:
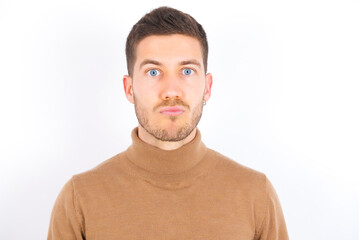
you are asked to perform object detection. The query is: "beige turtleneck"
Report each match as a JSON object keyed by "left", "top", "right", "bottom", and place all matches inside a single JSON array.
[{"left": 47, "top": 128, "right": 289, "bottom": 240}]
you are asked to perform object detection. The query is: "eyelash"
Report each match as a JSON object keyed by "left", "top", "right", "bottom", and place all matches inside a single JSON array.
[
  {"left": 145, "top": 68, "right": 196, "bottom": 77},
  {"left": 147, "top": 69, "right": 160, "bottom": 77},
  {"left": 182, "top": 68, "right": 194, "bottom": 75}
]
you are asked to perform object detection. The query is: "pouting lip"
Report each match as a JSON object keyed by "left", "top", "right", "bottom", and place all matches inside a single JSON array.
[{"left": 159, "top": 106, "right": 185, "bottom": 113}]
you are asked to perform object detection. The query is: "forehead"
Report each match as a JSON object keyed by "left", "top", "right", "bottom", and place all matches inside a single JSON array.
[{"left": 134, "top": 34, "right": 203, "bottom": 68}]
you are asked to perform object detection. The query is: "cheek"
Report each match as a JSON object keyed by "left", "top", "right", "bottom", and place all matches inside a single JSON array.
[
  {"left": 133, "top": 89, "right": 158, "bottom": 111},
  {"left": 134, "top": 82, "right": 154, "bottom": 99},
  {"left": 188, "top": 83, "right": 205, "bottom": 99}
]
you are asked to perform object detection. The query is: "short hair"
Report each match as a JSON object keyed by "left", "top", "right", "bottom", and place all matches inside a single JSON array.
[{"left": 125, "top": 6, "right": 208, "bottom": 77}]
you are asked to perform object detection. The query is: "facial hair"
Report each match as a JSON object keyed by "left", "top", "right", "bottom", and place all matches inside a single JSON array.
[{"left": 133, "top": 96, "right": 204, "bottom": 142}]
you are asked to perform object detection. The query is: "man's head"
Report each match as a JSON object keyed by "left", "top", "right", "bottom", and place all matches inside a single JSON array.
[
  {"left": 125, "top": 6, "right": 208, "bottom": 77},
  {"left": 123, "top": 7, "right": 212, "bottom": 143}
]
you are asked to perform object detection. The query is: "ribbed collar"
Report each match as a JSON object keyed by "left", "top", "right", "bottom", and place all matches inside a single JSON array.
[{"left": 123, "top": 127, "right": 215, "bottom": 188}]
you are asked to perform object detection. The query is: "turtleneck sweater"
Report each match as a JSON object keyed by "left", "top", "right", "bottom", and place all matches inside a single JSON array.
[{"left": 47, "top": 128, "right": 289, "bottom": 240}]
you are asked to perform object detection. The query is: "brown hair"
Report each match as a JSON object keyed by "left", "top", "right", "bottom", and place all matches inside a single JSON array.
[{"left": 125, "top": 6, "right": 208, "bottom": 77}]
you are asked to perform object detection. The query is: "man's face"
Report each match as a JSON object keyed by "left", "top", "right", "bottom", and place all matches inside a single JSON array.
[{"left": 123, "top": 34, "right": 212, "bottom": 142}]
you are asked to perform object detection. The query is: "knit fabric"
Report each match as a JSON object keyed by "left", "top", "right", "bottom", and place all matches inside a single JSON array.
[{"left": 47, "top": 127, "right": 289, "bottom": 240}]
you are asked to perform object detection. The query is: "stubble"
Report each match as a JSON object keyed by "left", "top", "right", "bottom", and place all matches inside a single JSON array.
[{"left": 134, "top": 96, "right": 204, "bottom": 142}]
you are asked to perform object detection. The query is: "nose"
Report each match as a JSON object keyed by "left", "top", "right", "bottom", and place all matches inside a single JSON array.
[{"left": 160, "top": 73, "right": 183, "bottom": 100}]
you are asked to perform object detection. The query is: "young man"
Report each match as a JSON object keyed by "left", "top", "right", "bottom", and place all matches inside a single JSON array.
[{"left": 47, "top": 6, "right": 289, "bottom": 240}]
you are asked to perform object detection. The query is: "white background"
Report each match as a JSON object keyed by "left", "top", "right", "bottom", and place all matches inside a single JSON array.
[{"left": 1, "top": 0, "right": 358, "bottom": 239}]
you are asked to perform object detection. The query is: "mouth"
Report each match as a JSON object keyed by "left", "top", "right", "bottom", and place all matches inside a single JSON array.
[{"left": 159, "top": 106, "right": 185, "bottom": 116}]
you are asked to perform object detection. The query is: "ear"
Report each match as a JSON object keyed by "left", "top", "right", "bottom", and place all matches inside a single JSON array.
[
  {"left": 204, "top": 73, "right": 213, "bottom": 102},
  {"left": 123, "top": 75, "right": 134, "bottom": 104}
]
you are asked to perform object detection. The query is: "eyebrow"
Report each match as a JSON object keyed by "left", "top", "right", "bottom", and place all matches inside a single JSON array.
[
  {"left": 139, "top": 59, "right": 163, "bottom": 69},
  {"left": 179, "top": 60, "right": 202, "bottom": 67},
  {"left": 139, "top": 59, "right": 202, "bottom": 69}
]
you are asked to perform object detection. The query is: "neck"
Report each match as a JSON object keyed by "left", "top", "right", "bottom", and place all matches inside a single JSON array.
[
  {"left": 137, "top": 125, "right": 197, "bottom": 151},
  {"left": 124, "top": 126, "right": 213, "bottom": 186}
]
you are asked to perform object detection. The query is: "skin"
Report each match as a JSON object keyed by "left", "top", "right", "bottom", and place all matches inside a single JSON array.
[{"left": 123, "top": 34, "right": 213, "bottom": 150}]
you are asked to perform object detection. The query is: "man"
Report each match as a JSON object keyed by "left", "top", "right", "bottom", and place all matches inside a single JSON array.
[{"left": 47, "top": 6, "right": 289, "bottom": 240}]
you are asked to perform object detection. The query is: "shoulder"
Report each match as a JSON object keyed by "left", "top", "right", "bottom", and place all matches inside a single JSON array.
[
  {"left": 207, "top": 148, "right": 267, "bottom": 181},
  {"left": 70, "top": 151, "right": 128, "bottom": 191},
  {"left": 206, "top": 148, "right": 268, "bottom": 194},
  {"left": 206, "top": 148, "right": 277, "bottom": 218}
]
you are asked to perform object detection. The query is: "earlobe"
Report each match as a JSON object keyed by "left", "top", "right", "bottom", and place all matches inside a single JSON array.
[{"left": 123, "top": 75, "right": 134, "bottom": 104}]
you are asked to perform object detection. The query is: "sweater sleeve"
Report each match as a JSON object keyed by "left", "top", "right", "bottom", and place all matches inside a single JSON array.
[
  {"left": 255, "top": 176, "right": 289, "bottom": 240},
  {"left": 47, "top": 178, "right": 85, "bottom": 240}
]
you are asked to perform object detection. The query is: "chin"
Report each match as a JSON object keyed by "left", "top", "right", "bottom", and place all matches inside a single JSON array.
[{"left": 146, "top": 120, "right": 194, "bottom": 141}]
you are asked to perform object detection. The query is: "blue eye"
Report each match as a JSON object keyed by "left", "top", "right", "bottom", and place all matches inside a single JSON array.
[
  {"left": 183, "top": 68, "right": 193, "bottom": 76},
  {"left": 148, "top": 69, "right": 160, "bottom": 76}
]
